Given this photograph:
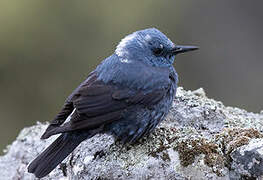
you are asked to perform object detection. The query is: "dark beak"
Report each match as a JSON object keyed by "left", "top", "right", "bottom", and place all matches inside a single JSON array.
[{"left": 172, "top": 45, "right": 199, "bottom": 55}]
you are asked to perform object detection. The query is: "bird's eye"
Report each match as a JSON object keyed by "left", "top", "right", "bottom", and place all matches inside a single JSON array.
[{"left": 153, "top": 44, "right": 164, "bottom": 56}]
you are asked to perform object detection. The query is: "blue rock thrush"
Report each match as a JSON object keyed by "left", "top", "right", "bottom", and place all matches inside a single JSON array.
[{"left": 28, "top": 28, "right": 198, "bottom": 178}]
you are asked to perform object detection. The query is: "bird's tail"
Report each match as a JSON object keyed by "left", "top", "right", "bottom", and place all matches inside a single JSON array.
[{"left": 28, "top": 132, "right": 90, "bottom": 178}]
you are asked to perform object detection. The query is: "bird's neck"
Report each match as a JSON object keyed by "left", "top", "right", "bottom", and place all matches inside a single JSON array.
[{"left": 96, "top": 54, "right": 172, "bottom": 91}]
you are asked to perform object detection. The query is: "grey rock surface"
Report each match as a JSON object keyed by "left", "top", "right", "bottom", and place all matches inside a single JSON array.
[
  {"left": 230, "top": 138, "right": 263, "bottom": 179},
  {"left": 1, "top": 87, "right": 263, "bottom": 180}
]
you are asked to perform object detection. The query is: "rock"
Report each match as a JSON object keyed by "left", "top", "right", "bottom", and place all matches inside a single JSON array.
[
  {"left": 230, "top": 138, "right": 263, "bottom": 179},
  {"left": 1, "top": 87, "right": 263, "bottom": 180}
]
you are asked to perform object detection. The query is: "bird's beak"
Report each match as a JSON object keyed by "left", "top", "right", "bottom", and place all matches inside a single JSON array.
[{"left": 172, "top": 45, "right": 199, "bottom": 55}]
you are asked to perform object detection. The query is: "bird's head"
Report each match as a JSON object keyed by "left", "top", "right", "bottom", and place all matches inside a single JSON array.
[{"left": 115, "top": 28, "right": 198, "bottom": 67}]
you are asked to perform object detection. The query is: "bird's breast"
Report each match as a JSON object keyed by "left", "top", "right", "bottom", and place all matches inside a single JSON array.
[{"left": 106, "top": 81, "right": 176, "bottom": 144}]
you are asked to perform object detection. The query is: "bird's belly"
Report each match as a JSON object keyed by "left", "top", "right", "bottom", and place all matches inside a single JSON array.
[{"left": 105, "top": 89, "right": 175, "bottom": 143}]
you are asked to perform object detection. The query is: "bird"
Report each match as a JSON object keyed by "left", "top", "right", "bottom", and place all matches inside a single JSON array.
[{"left": 27, "top": 28, "right": 198, "bottom": 178}]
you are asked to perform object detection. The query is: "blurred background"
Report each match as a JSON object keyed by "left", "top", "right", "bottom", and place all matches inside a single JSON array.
[{"left": 0, "top": 1, "right": 263, "bottom": 153}]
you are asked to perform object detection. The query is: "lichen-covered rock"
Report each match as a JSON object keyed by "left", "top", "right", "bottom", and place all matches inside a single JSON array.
[
  {"left": 1, "top": 87, "right": 263, "bottom": 180},
  {"left": 230, "top": 138, "right": 263, "bottom": 179}
]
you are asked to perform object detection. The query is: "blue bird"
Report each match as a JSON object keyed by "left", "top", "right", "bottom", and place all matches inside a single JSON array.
[{"left": 28, "top": 28, "right": 198, "bottom": 178}]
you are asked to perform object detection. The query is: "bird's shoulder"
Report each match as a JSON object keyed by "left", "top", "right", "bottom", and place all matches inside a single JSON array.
[{"left": 70, "top": 70, "right": 168, "bottom": 113}]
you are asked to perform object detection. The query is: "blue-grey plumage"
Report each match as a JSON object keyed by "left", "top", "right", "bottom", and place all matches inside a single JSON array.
[
  {"left": 96, "top": 28, "right": 179, "bottom": 143},
  {"left": 28, "top": 28, "right": 198, "bottom": 178},
  {"left": 98, "top": 55, "right": 177, "bottom": 142}
]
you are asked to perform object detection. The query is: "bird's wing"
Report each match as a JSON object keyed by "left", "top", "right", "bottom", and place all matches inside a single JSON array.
[{"left": 41, "top": 72, "right": 169, "bottom": 138}]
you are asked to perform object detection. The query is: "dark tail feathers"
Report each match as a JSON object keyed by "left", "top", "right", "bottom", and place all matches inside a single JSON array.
[{"left": 28, "top": 132, "right": 89, "bottom": 178}]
